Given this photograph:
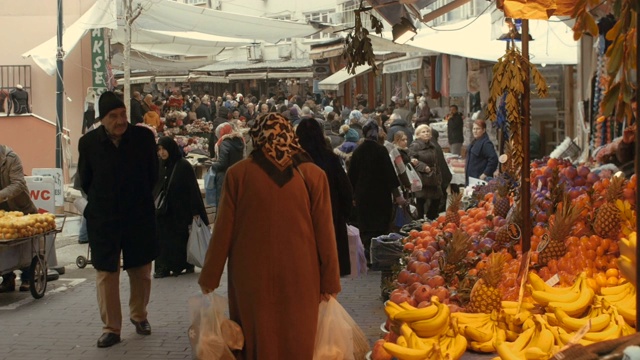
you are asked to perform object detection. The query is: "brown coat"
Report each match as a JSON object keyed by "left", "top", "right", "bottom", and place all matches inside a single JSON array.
[
  {"left": 199, "top": 158, "right": 341, "bottom": 360},
  {"left": 0, "top": 145, "right": 37, "bottom": 214}
]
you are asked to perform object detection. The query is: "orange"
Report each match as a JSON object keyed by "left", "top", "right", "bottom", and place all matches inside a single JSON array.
[
  {"left": 595, "top": 273, "right": 608, "bottom": 287},
  {"left": 586, "top": 277, "right": 599, "bottom": 292},
  {"left": 605, "top": 268, "right": 619, "bottom": 278},
  {"left": 533, "top": 225, "right": 546, "bottom": 237},
  {"left": 606, "top": 276, "right": 619, "bottom": 286}
]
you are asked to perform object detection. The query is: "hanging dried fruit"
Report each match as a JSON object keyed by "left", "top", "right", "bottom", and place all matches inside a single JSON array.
[{"left": 342, "top": 1, "right": 384, "bottom": 75}]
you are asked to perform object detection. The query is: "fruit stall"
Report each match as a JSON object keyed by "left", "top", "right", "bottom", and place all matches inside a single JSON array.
[{"left": 367, "top": 0, "right": 639, "bottom": 358}]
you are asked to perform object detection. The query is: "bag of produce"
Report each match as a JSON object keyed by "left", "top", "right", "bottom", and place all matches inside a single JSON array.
[
  {"left": 313, "top": 297, "right": 355, "bottom": 360},
  {"left": 370, "top": 233, "right": 404, "bottom": 271},
  {"left": 187, "top": 292, "right": 243, "bottom": 360},
  {"left": 187, "top": 217, "right": 211, "bottom": 268},
  {"left": 347, "top": 225, "right": 368, "bottom": 279}
]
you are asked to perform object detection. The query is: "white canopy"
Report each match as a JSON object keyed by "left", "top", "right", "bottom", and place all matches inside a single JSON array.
[
  {"left": 407, "top": 10, "right": 578, "bottom": 65},
  {"left": 318, "top": 63, "right": 379, "bottom": 91},
  {"left": 23, "top": 0, "right": 324, "bottom": 75}
]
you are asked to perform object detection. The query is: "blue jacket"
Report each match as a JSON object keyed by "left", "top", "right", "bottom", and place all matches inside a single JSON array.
[{"left": 465, "top": 133, "right": 498, "bottom": 185}]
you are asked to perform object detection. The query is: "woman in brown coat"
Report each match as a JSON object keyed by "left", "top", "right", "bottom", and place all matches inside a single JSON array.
[{"left": 199, "top": 113, "right": 341, "bottom": 360}]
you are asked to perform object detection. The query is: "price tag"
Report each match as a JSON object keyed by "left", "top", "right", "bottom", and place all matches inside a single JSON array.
[
  {"left": 537, "top": 180, "right": 543, "bottom": 192},
  {"left": 545, "top": 274, "right": 560, "bottom": 287},
  {"left": 537, "top": 233, "right": 550, "bottom": 252},
  {"left": 508, "top": 224, "right": 522, "bottom": 240},
  {"left": 569, "top": 319, "right": 591, "bottom": 345}
]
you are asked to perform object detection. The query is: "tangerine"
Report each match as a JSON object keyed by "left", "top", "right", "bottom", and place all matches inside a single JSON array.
[
  {"left": 605, "top": 268, "right": 619, "bottom": 278},
  {"left": 606, "top": 276, "right": 619, "bottom": 286}
]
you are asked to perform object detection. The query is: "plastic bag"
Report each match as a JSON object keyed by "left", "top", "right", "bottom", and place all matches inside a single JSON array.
[
  {"left": 187, "top": 217, "right": 211, "bottom": 268},
  {"left": 370, "top": 233, "right": 404, "bottom": 271},
  {"left": 313, "top": 298, "right": 355, "bottom": 360},
  {"left": 204, "top": 167, "right": 217, "bottom": 206},
  {"left": 346, "top": 225, "right": 368, "bottom": 279},
  {"left": 405, "top": 163, "right": 423, "bottom": 193},
  {"left": 188, "top": 293, "right": 243, "bottom": 360}
]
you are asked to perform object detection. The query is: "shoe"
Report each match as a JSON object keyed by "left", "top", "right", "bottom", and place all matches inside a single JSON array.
[
  {"left": 153, "top": 272, "right": 169, "bottom": 279},
  {"left": 130, "top": 318, "right": 151, "bottom": 335},
  {"left": 0, "top": 279, "right": 15, "bottom": 293},
  {"left": 97, "top": 332, "right": 121, "bottom": 348},
  {"left": 19, "top": 282, "right": 30, "bottom": 292},
  {"left": 184, "top": 266, "right": 195, "bottom": 274},
  {"left": 78, "top": 239, "right": 89, "bottom": 244}
]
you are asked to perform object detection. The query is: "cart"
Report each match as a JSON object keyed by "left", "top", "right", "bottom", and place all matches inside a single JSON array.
[
  {"left": 76, "top": 245, "right": 91, "bottom": 269},
  {"left": 0, "top": 215, "right": 65, "bottom": 299}
]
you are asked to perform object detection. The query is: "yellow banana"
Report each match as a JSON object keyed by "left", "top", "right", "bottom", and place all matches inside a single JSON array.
[
  {"left": 504, "top": 328, "right": 519, "bottom": 342},
  {"left": 398, "top": 301, "right": 417, "bottom": 311},
  {"left": 616, "top": 304, "right": 637, "bottom": 326},
  {"left": 382, "top": 342, "right": 429, "bottom": 360},
  {"left": 618, "top": 255, "right": 637, "bottom": 286},
  {"left": 410, "top": 302, "right": 450, "bottom": 338},
  {"left": 544, "top": 312, "right": 559, "bottom": 326},
  {"left": 548, "top": 280, "right": 594, "bottom": 317},
  {"left": 582, "top": 322, "right": 621, "bottom": 342},
  {"left": 557, "top": 328, "right": 594, "bottom": 346},
  {"left": 464, "top": 322, "right": 494, "bottom": 343},
  {"left": 600, "top": 281, "right": 633, "bottom": 296},
  {"left": 408, "top": 332, "right": 430, "bottom": 351},
  {"left": 384, "top": 304, "right": 403, "bottom": 320},
  {"left": 395, "top": 303, "right": 439, "bottom": 323},
  {"left": 469, "top": 339, "right": 495, "bottom": 353},
  {"left": 601, "top": 287, "right": 633, "bottom": 303},
  {"left": 451, "top": 312, "right": 491, "bottom": 323},
  {"left": 554, "top": 308, "right": 611, "bottom": 332},
  {"left": 530, "top": 277, "right": 583, "bottom": 305},
  {"left": 447, "top": 334, "right": 467, "bottom": 360},
  {"left": 496, "top": 341, "right": 525, "bottom": 360},
  {"left": 534, "top": 328, "right": 555, "bottom": 354},
  {"left": 524, "top": 346, "right": 550, "bottom": 360},
  {"left": 396, "top": 335, "right": 408, "bottom": 347},
  {"left": 528, "top": 271, "right": 582, "bottom": 294},
  {"left": 502, "top": 300, "right": 536, "bottom": 309},
  {"left": 400, "top": 323, "right": 414, "bottom": 340},
  {"left": 545, "top": 325, "right": 564, "bottom": 347}
]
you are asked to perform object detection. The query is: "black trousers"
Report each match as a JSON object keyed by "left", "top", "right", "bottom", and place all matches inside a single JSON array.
[{"left": 417, "top": 197, "right": 441, "bottom": 221}]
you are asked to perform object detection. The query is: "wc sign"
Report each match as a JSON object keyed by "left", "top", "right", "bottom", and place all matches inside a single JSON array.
[{"left": 25, "top": 176, "right": 56, "bottom": 213}]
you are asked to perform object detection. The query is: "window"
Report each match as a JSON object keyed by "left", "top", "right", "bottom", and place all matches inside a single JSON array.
[
  {"left": 304, "top": 10, "right": 336, "bottom": 40},
  {"left": 270, "top": 15, "right": 292, "bottom": 42},
  {"left": 339, "top": 1, "right": 373, "bottom": 30},
  {"left": 184, "top": 0, "right": 207, "bottom": 5}
]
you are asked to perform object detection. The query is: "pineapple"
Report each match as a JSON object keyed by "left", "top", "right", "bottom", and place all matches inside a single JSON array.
[
  {"left": 593, "top": 175, "right": 625, "bottom": 239},
  {"left": 439, "top": 229, "right": 471, "bottom": 283},
  {"left": 538, "top": 192, "right": 581, "bottom": 266},
  {"left": 467, "top": 252, "right": 505, "bottom": 313},
  {"left": 493, "top": 181, "right": 511, "bottom": 218},
  {"left": 546, "top": 167, "right": 564, "bottom": 214},
  {"left": 496, "top": 202, "right": 524, "bottom": 247},
  {"left": 445, "top": 193, "right": 463, "bottom": 226}
]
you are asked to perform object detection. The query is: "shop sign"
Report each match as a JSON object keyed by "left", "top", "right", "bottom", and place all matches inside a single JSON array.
[
  {"left": 91, "top": 28, "right": 108, "bottom": 94},
  {"left": 26, "top": 176, "right": 55, "bottom": 214},
  {"left": 383, "top": 58, "right": 423, "bottom": 74},
  {"left": 32, "top": 168, "right": 63, "bottom": 206}
]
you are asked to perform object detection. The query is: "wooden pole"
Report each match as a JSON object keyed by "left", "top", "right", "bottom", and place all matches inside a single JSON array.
[
  {"left": 634, "top": 4, "right": 639, "bottom": 331},
  {"left": 521, "top": 20, "right": 532, "bottom": 253}
]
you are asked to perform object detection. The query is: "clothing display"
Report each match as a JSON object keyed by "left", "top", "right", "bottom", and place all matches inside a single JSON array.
[{"left": 8, "top": 88, "right": 30, "bottom": 114}]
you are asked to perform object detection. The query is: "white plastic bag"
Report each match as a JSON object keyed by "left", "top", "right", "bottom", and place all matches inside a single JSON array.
[
  {"left": 187, "top": 293, "right": 243, "bottom": 360},
  {"left": 405, "top": 163, "right": 423, "bottom": 193},
  {"left": 187, "top": 217, "right": 211, "bottom": 268},
  {"left": 313, "top": 298, "right": 355, "bottom": 360},
  {"left": 346, "top": 225, "right": 367, "bottom": 278}
]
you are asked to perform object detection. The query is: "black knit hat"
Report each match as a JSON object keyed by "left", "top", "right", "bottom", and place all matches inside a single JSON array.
[{"left": 98, "top": 91, "right": 126, "bottom": 119}]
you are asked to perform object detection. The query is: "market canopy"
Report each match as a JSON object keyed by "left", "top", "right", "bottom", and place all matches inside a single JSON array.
[
  {"left": 407, "top": 8, "right": 578, "bottom": 65},
  {"left": 23, "top": 0, "right": 326, "bottom": 75},
  {"left": 318, "top": 62, "right": 379, "bottom": 91}
]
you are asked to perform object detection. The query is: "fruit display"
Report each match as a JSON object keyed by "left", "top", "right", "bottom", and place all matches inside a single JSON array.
[
  {"left": 372, "top": 158, "right": 638, "bottom": 360},
  {"left": 0, "top": 211, "right": 57, "bottom": 240}
]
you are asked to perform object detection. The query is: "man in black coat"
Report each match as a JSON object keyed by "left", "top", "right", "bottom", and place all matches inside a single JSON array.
[
  {"left": 129, "top": 91, "right": 144, "bottom": 125},
  {"left": 78, "top": 91, "right": 159, "bottom": 348},
  {"left": 446, "top": 105, "right": 464, "bottom": 155},
  {"left": 386, "top": 112, "right": 415, "bottom": 146}
]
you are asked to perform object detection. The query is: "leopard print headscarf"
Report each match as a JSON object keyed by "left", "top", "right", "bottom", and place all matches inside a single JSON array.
[{"left": 250, "top": 113, "right": 304, "bottom": 169}]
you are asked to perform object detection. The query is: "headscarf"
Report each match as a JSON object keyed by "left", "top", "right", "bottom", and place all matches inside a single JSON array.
[
  {"left": 295, "top": 118, "right": 331, "bottom": 172},
  {"left": 158, "top": 136, "right": 182, "bottom": 167},
  {"left": 216, "top": 123, "right": 234, "bottom": 147},
  {"left": 363, "top": 121, "right": 380, "bottom": 141},
  {"left": 249, "top": 113, "right": 309, "bottom": 186}
]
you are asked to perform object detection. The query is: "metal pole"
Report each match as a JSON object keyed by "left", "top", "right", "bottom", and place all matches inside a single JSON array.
[
  {"left": 521, "top": 20, "right": 531, "bottom": 253},
  {"left": 123, "top": 0, "right": 131, "bottom": 121},
  {"left": 634, "top": 5, "right": 639, "bottom": 331},
  {"left": 55, "top": 0, "right": 64, "bottom": 169}
]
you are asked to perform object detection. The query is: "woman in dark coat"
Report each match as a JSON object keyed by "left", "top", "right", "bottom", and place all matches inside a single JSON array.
[
  {"left": 296, "top": 118, "right": 353, "bottom": 276},
  {"left": 465, "top": 120, "right": 498, "bottom": 185},
  {"left": 153, "top": 137, "right": 208, "bottom": 278},
  {"left": 431, "top": 129, "right": 453, "bottom": 213},
  {"left": 348, "top": 122, "right": 402, "bottom": 263},
  {"left": 409, "top": 124, "right": 445, "bottom": 220},
  {"left": 211, "top": 123, "right": 245, "bottom": 209}
]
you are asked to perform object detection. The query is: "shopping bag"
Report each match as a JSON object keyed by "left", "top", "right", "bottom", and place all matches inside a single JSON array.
[
  {"left": 313, "top": 298, "right": 355, "bottom": 360},
  {"left": 370, "top": 233, "right": 404, "bottom": 271},
  {"left": 204, "top": 167, "right": 217, "bottom": 206},
  {"left": 346, "top": 225, "right": 368, "bottom": 279},
  {"left": 187, "top": 217, "right": 211, "bottom": 268},
  {"left": 188, "top": 292, "right": 243, "bottom": 360},
  {"left": 405, "top": 163, "right": 423, "bottom": 193}
]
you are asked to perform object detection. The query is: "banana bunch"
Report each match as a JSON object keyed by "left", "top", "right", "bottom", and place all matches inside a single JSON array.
[
  {"left": 598, "top": 281, "right": 637, "bottom": 326},
  {"left": 618, "top": 232, "right": 637, "bottom": 286},
  {"left": 406, "top": 297, "right": 451, "bottom": 338},
  {"left": 529, "top": 273, "right": 583, "bottom": 307},
  {"left": 538, "top": 273, "right": 595, "bottom": 317},
  {"left": 494, "top": 315, "right": 558, "bottom": 360},
  {"left": 451, "top": 311, "right": 504, "bottom": 353}
]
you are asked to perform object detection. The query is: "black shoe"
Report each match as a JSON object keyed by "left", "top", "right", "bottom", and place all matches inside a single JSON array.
[
  {"left": 153, "top": 272, "right": 169, "bottom": 279},
  {"left": 97, "top": 333, "right": 121, "bottom": 348},
  {"left": 78, "top": 239, "right": 89, "bottom": 244},
  {"left": 184, "top": 266, "right": 195, "bottom": 274},
  {"left": 130, "top": 319, "right": 151, "bottom": 335},
  {"left": 19, "top": 282, "right": 30, "bottom": 292},
  {"left": 0, "top": 279, "right": 15, "bottom": 293}
]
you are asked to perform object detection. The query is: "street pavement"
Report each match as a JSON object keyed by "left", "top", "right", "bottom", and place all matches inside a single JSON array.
[{"left": 0, "top": 221, "right": 387, "bottom": 360}]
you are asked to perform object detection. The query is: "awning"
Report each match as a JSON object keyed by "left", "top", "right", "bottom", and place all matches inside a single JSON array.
[
  {"left": 116, "top": 76, "right": 154, "bottom": 85},
  {"left": 193, "top": 59, "right": 312, "bottom": 72},
  {"left": 23, "top": 0, "right": 326, "bottom": 76},
  {"left": 110, "top": 44, "right": 214, "bottom": 72},
  {"left": 383, "top": 56, "right": 424, "bottom": 74},
  {"left": 310, "top": 43, "right": 344, "bottom": 60},
  {"left": 268, "top": 72, "right": 313, "bottom": 78},
  {"left": 318, "top": 64, "right": 377, "bottom": 91},
  {"left": 228, "top": 72, "right": 268, "bottom": 80},
  {"left": 188, "top": 75, "right": 229, "bottom": 83},
  {"left": 155, "top": 76, "right": 189, "bottom": 83}
]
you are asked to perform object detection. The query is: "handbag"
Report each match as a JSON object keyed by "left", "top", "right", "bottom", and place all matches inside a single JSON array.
[
  {"left": 405, "top": 163, "right": 423, "bottom": 193},
  {"left": 187, "top": 217, "right": 211, "bottom": 268},
  {"left": 155, "top": 166, "right": 176, "bottom": 215},
  {"left": 421, "top": 163, "right": 441, "bottom": 187}
]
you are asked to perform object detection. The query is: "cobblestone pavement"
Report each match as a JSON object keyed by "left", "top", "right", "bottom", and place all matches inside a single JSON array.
[{"left": 0, "top": 231, "right": 490, "bottom": 360}]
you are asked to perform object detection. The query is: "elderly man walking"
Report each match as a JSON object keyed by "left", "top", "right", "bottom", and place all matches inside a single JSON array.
[{"left": 78, "top": 91, "right": 159, "bottom": 348}]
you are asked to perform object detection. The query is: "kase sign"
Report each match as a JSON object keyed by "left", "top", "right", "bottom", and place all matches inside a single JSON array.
[{"left": 25, "top": 176, "right": 55, "bottom": 213}]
